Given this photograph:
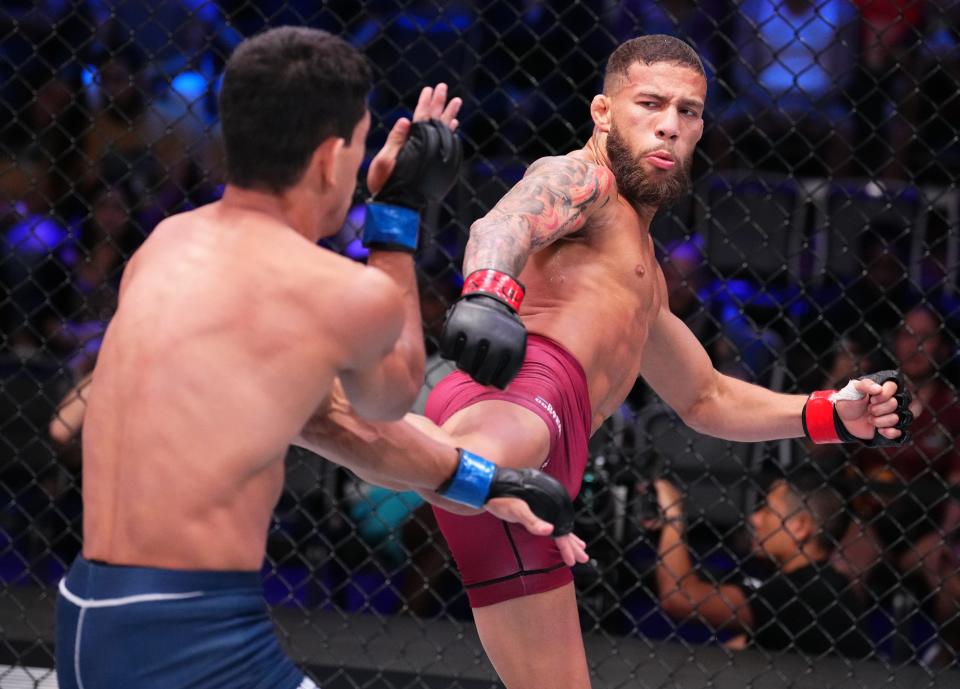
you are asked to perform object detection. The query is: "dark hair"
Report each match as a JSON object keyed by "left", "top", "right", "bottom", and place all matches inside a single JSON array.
[
  {"left": 219, "top": 26, "right": 372, "bottom": 192},
  {"left": 603, "top": 35, "right": 705, "bottom": 93},
  {"left": 778, "top": 466, "right": 850, "bottom": 555}
]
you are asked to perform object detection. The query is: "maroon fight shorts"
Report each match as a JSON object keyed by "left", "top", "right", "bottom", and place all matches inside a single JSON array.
[{"left": 425, "top": 334, "right": 592, "bottom": 607}]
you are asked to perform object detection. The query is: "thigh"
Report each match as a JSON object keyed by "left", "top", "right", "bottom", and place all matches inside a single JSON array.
[
  {"left": 439, "top": 400, "right": 552, "bottom": 470},
  {"left": 472, "top": 583, "right": 590, "bottom": 689}
]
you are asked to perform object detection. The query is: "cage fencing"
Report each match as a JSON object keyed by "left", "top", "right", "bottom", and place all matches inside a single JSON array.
[{"left": 1, "top": 1, "right": 959, "bottom": 687}]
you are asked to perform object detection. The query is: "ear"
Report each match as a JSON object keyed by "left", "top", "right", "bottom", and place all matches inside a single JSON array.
[
  {"left": 309, "top": 136, "right": 345, "bottom": 189},
  {"left": 590, "top": 94, "right": 611, "bottom": 132}
]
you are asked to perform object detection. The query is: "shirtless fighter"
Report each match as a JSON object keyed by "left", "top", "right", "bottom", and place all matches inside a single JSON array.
[
  {"left": 55, "top": 27, "right": 581, "bottom": 689},
  {"left": 419, "top": 35, "right": 916, "bottom": 688}
]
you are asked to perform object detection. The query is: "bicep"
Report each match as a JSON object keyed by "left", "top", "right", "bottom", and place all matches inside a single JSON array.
[
  {"left": 639, "top": 305, "right": 719, "bottom": 418},
  {"left": 491, "top": 158, "right": 614, "bottom": 245},
  {"left": 465, "top": 157, "right": 615, "bottom": 273},
  {"left": 338, "top": 271, "right": 405, "bottom": 372},
  {"left": 334, "top": 272, "right": 407, "bottom": 418}
]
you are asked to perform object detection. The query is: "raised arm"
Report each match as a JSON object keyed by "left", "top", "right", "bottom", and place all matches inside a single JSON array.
[
  {"left": 340, "top": 84, "right": 462, "bottom": 418},
  {"left": 654, "top": 480, "right": 753, "bottom": 631},
  {"left": 440, "top": 156, "right": 615, "bottom": 388}
]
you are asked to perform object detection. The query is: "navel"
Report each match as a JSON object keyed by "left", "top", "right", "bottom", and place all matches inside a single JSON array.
[{"left": 635, "top": 264, "right": 646, "bottom": 277}]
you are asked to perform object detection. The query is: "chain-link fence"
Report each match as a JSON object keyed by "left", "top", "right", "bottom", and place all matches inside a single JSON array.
[{"left": 1, "top": 1, "right": 959, "bottom": 687}]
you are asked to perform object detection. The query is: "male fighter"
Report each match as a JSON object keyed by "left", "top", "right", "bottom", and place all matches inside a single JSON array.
[
  {"left": 418, "top": 35, "right": 916, "bottom": 688},
  {"left": 55, "top": 27, "right": 581, "bottom": 689}
]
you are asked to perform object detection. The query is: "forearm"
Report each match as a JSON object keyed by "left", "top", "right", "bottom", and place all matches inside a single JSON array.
[
  {"left": 644, "top": 309, "right": 805, "bottom": 442},
  {"left": 657, "top": 519, "right": 698, "bottom": 612},
  {"left": 298, "top": 409, "right": 486, "bottom": 515},
  {"left": 686, "top": 373, "right": 807, "bottom": 442},
  {"left": 296, "top": 408, "right": 457, "bottom": 492},
  {"left": 365, "top": 251, "right": 425, "bottom": 400}
]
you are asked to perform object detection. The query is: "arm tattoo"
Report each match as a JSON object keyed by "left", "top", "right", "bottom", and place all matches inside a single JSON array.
[{"left": 464, "top": 156, "right": 614, "bottom": 276}]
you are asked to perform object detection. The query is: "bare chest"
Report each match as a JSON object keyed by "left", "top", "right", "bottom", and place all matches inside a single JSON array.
[{"left": 522, "top": 211, "right": 665, "bottom": 421}]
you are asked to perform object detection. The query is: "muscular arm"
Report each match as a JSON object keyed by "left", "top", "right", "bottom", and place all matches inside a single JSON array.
[
  {"left": 463, "top": 156, "right": 615, "bottom": 276},
  {"left": 640, "top": 302, "right": 806, "bottom": 442},
  {"left": 296, "top": 388, "right": 479, "bottom": 515},
  {"left": 655, "top": 482, "right": 752, "bottom": 630}
]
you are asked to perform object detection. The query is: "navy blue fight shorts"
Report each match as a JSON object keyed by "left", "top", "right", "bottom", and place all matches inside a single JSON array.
[{"left": 56, "top": 556, "right": 317, "bottom": 689}]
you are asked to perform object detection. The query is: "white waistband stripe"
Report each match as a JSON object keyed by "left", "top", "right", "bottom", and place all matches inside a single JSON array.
[{"left": 58, "top": 579, "right": 205, "bottom": 608}]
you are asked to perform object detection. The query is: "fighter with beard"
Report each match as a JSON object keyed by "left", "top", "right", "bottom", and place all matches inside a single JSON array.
[{"left": 310, "top": 36, "right": 914, "bottom": 688}]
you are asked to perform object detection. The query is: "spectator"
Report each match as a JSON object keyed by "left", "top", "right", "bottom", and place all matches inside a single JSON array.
[
  {"left": 1, "top": 64, "right": 90, "bottom": 221},
  {"left": 657, "top": 239, "right": 782, "bottom": 384},
  {"left": 655, "top": 467, "right": 871, "bottom": 658},
  {"left": 835, "top": 306, "right": 960, "bottom": 590},
  {"left": 665, "top": 232, "right": 792, "bottom": 385},
  {"left": 603, "top": 0, "right": 728, "bottom": 85},
  {"left": 662, "top": 239, "right": 712, "bottom": 343},
  {"left": 0, "top": 2, "right": 94, "bottom": 131},
  {"left": 0, "top": 150, "right": 71, "bottom": 354},
  {"left": 712, "top": 0, "right": 859, "bottom": 175},
  {"left": 80, "top": 43, "right": 208, "bottom": 226},
  {"left": 804, "top": 232, "right": 921, "bottom": 378},
  {"left": 848, "top": 0, "right": 924, "bottom": 178},
  {"left": 890, "top": 1, "right": 960, "bottom": 183},
  {"left": 846, "top": 306, "right": 959, "bottom": 516},
  {"left": 1, "top": 174, "right": 139, "bottom": 359},
  {"left": 57, "top": 181, "right": 142, "bottom": 328},
  {"left": 825, "top": 305, "right": 960, "bottom": 664},
  {"left": 87, "top": 0, "right": 242, "bottom": 77}
]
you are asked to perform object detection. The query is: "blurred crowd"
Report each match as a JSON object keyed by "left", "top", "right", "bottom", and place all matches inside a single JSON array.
[{"left": 0, "top": 0, "right": 958, "bottom": 669}]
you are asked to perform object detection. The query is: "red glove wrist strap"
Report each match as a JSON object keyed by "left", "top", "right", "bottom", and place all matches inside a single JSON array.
[
  {"left": 462, "top": 269, "right": 525, "bottom": 312},
  {"left": 803, "top": 390, "right": 842, "bottom": 444}
]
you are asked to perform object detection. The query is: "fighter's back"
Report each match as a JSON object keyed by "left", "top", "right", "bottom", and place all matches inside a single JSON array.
[{"left": 82, "top": 202, "right": 397, "bottom": 570}]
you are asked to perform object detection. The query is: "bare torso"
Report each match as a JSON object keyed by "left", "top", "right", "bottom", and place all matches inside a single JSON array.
[
  {"left": 82, "top": 203, "right": 364, "bottom": 570},
  {"left": 517, "top": 153, "right": 665, "bottom": 432}
]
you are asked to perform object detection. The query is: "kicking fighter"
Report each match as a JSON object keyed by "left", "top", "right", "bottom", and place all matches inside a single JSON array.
[{"left": 423, "top": 35, "right": 916, "bottom": 688}]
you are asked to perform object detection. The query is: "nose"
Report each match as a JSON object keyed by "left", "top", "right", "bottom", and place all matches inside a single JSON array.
[{"left": 656, "top": 107, "right": 680, "bottom": 141}]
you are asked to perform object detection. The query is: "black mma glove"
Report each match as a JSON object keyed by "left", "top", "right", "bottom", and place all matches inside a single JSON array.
[
  {"left": 802, "top": 370, "right": 914, "bottom": 447},
  {"left": 363, "top": 119, "right": 462, "bottom": 252},
  {"left": 439, "top": 269, "right": 528, "bottom": 389},
  {"left": 437, "top": 449, "right": 576, "bottom": 536}
]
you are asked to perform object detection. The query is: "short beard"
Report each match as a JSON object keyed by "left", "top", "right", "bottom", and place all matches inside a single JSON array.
[{"left": 606, "top": 123, "right": 692, "bottom": 209}]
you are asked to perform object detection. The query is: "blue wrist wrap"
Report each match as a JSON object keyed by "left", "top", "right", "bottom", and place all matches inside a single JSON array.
[
  {"left": 439, "top": 449, "right": 497, "bottom": 509},
  {"left": 363, "top": 203, "right": 420, "bottom": 251}
]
